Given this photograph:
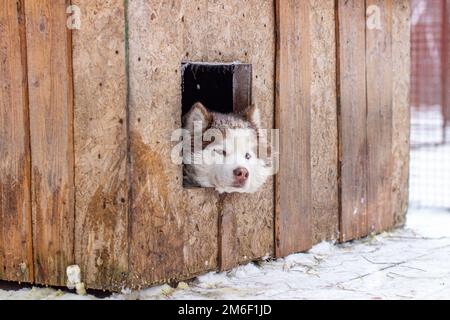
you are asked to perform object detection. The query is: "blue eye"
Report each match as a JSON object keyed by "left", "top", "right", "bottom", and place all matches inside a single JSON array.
[{"left": 216, "top": 149, "right": 226, "bottom": 157}]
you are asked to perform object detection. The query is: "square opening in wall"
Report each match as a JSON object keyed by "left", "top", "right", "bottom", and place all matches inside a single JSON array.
[{"left": 181, "top": 62, "right": 253, "bottom": 188}]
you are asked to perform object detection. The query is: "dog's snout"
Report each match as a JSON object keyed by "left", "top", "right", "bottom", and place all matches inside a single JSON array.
[
  {"left": 233, "top": 167, "right": 249, "bottom": 186},
  {"left": 234, "top": 167, "right": 249, "bottom": 178}
]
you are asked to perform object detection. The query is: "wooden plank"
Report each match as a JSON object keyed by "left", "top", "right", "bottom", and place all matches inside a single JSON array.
[
  {"left": 366, "top": 0, "right": 393, "bottom": 234},
  {"left": 310, "top": 0, "right": 340, "bottom": 243},
  {"left": 128, "top": 0, "right": 275, "bottom": 287},
  {"left": 72, "top": 0, "right": 129, "bottom": 290},
  {"left": 392, "top": 0, "right": 411, "bottom": 227},
  {"left": 275, "top": 0, "right": 312, "bottom": 257},
  {"left": 219, "top": 65, "right": 253, "bottom": 271},
  {"left": 0, "top": 0, "right": 34, "bottom": 283},
  {"left": 218, "top": 195, "right": 236, "bottom": 271},
  {"left": 337, "top": 0, "right": 368, "bottom": 242},
  {"left": 127, "top": 0, "right": 218, "bottom": 288},
  {"left": 25, "top": 0, "right": 75, "bottom": 286},
  {"left": 207, "top": 0, "right": 275, "bottom": 270}
]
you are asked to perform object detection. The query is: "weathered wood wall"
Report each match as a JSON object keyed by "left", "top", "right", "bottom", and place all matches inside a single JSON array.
[
  {"left": 72, "top": 0, "right": 129, "bottom": 291},
  {"left": 337, "top": 0, "right": 368, "bottom": 241},
  {"left": 310, "top": 0, "right": 339, "bottom": 243},
  {"left": 275, "top": 0, "right": 312, "bottom": 257},
  {"left": 337, "top": 0, "right": 410, "bottom": 241},
  {"left": 25, "top": 0, "right": 75, "bottom": 285},
  {"left": 392, "top": 0, "right": 411, "bottom": 227},
  {"left": 0, "top": 0, "right": 33, "bottom": 283},
  {"left": 366, "top": 0, "right": 393, "bottom": 234},
  {"left": 0, "top": 0, "right": 411, "bottom": 291},
  {"left": 127, "top": 0, "right": 275, "bottom": 288}
]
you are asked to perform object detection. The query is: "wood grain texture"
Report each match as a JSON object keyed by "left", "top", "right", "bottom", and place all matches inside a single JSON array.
[
  {"left": 72, "top": 0, "right": 129, "bottom": 290},
  {"left": 208, "top": 1, "right": 275, "bottom": 271},
  {"left": 127, "top": 0, "right": 275, "bottom": 287},
  {"left": 218, "top": 66, "right": 252, "bottom": 272},
  {"left": 275, "top": 0, "right": 312, "bottom": 257},
  {"left": 366, "top": 0, "right": 393, "bottom": 234},
  {"left": 392, "top": 0, "right": 410, "bottom": 227},
  {"left": 127, "top": 0, "right": 218, "bottom": 288},
  {"left": 25, "top": 0, "right": 75, "bottom": 286},
  {"left": 0, "top": 0, "right": 411, "bottom": 289},
  {"left": 337, "top": 0, "right": 368, "bottom": 242},
  {"left": 0, "top": 0, "right": 34, "bottom": 283},
  {"left": 310, "top": 0, "right": 339, "bottom": 243}
]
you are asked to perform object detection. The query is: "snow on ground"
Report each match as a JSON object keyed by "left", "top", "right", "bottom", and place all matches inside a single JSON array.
[{"left": 1, "top": 208, "right": 449, "bottom": 300}]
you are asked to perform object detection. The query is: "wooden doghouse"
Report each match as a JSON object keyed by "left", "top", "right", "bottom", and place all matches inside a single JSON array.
[{"left": 0, "top": 0, "right": 410, "bottom": 291}]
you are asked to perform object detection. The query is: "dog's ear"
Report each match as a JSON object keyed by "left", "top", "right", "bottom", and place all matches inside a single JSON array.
[
  {"left": 183, "top": 102, "right": 212, "bottom": 132},
  {"left": 244, "top": 104, "right": 262, "bottom": 129}
]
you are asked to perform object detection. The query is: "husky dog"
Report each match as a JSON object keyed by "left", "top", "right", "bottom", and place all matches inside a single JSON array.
[{"left": 183, "top": 102, "right": 271, "bottom": 194}]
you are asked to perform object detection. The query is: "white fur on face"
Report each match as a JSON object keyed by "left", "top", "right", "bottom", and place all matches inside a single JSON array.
[
  {"left": 188, "top": 128, "right": 271, "bottom": 194},
  {"left": 182, "top": 103, "right": 271, "bottom": 194}
]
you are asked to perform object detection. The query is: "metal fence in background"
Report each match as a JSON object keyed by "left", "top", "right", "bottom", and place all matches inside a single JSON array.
[{"left": 410, "top": 0, "right": 450, "bottom": 209}]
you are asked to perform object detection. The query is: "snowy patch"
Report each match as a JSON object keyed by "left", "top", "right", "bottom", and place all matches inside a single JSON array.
[{"left": 66, "top": 265, "right": 86, "bottom": 296}]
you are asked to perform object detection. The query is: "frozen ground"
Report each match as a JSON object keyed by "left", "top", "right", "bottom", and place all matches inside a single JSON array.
[{"left": 1, "top": 208, "right": 449, "bottom": 300}]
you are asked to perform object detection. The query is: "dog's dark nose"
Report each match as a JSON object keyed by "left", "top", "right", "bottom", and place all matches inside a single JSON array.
[{"left": 233, "top": 167, "right": 249, "bottom": 186}]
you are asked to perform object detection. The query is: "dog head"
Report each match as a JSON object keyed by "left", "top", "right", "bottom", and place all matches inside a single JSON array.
[{"left": 183, "top": 102, "right": 271, "bottom": 194}]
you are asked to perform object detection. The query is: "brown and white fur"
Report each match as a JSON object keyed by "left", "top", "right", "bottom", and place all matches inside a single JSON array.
[{"left": 183, "top": 102, "right": 271, "bottom": 194}]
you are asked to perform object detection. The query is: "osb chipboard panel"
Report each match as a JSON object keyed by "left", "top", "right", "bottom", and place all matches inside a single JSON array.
[
  {"left": 209, "top": 1, "right": 275, "bottom": 270},
  {"left": 72, "top": 0, "right": 129, "bottom": 290},
  {"left": 0, "top": 0, "right": 34, "bottom": 283},
  {"left": 309, "top": 0, "right": 339, "bottom": 243},
  {"left": 127, "top": 0, "right": 275, "bottom": 287},
  {"left": 392, "top": 0, "right": 411, "bottom": 227}
]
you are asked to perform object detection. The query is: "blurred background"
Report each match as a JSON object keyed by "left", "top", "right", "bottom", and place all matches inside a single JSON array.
[{"left": 410, "top": 0, "right": 450, "bottom": 209}]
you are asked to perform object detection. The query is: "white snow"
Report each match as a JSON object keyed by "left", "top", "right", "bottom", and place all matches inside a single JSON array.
[
  {"left": 66, "top": 265, "right": 87, "bottom": 296},
  {"left": 66, "top": 265, "right": 81, "bottom": 290}
]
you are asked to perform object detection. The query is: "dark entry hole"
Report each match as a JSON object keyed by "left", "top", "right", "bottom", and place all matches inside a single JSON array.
[
  {"left": 182, "top": 62, "right": 252, "bottom": 116},
  {"left": 181, "top": 61, "right": 252, "bottom": 188}
]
